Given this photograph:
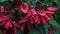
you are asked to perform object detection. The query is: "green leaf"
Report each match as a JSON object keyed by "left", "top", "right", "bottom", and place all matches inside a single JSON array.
[
  {"left": 24, "top": 0, "right": 28, "bottom": 3},
  {"left": 0, "top": 31, "right": 2, "bottom": 34},
  {"left": 52, "top": 26, "right": 59, "bottom": 34},
  {"left": 49, "top": 17, "right": 60, "bottom": 28},
  {"left": 43, "top": 24, "right": 50, "bottom": 34},
  {"left": 54, "top": 0, "right": 60, "bottom": 8},
  {"left": 44, "top": 0, "right": 53, "bottom": 5},
  {"left": 34, "top": 24, "right": 45, "bottom": 34},
  {"left": 28, "top": 26, "right": 39, "bottom": 34},
  {"left": 0, "top": 0, "right": 6, "bottom": 2},
  {"left": 2, "top": 1, "right": 9, "bottom": 6},
  {"left": 17, "top": 29, "right": 23, "bottom": 34},
  {"left": 30, "top": 0, "right": 35, "bottom": 7}
]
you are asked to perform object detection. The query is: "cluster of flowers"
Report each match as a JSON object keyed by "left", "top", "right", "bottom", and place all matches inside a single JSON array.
[
  {"left": 19, "top": 3, "right": 58, "bottom": 24},
  {"left": 0, "top": 0, "right": 58, "bottom": 34}
]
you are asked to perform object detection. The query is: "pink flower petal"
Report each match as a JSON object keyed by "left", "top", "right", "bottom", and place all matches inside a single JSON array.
[
  {"left": 38, "top": 10, "right": 46, "bottom": 16},
  {"left": 35, "top": 15, "right": 39, "bottom": 23},
  {"left": 46, "top": 10, "right": 54, "bottom": 14},
  {"left": 37, "top": 18, "right": 41, "bottom": 24},
  {"left": 31, "top": 8, "right": 37, "bottom": 15},
  {"left": 41, "top": 17, "right": 47, "bottom": 24},
  {"left": 45, "top": 15, "right": 50, "bottom": 20},
  {"left": 0, "top": 15, "right": 8, "bottom": 22},
  {"left": 4, "top": 21, "right": 12, "bottom": 29},
  {"left": 47, "top": 7, "right": 58, "bottom": 11},
  {"left": 27, "top": 11, "right": 31, "bottom": 16},
  {"left": 0, "top": 21, "right": 7, "bottom": 25},
  {"left": 18, "top": 16, "right": 28, "bottom": 23},
  {"left": 47, "top": 14, "right": 52, "bottom": 18},
  {"left": 20, "top": 3, "right": 29, "bottom": 13},
  {"left": 30, "top": 17, "right": 34, "bottom": 24}
]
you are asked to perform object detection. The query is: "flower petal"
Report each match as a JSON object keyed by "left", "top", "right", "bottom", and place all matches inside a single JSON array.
[
  {"left": 46, "top": 10, "right": 54, "bottom": 14},
  {"left": 41, "top": 17, "right": 47, "bottom": 24},
  {"left": 20, "top": 3, "right": 29, "bottom": 13},
  {"left": 38, "top": 10, "right": 46, "bottom": 16},
  {"left": 47, "top": 7, "right": 58, "bottom": 11},
  {"left": 45, "top": 15, "right": 50, "bottom": 20},
  {"left": 31, "top": 8, "right": 37, "bottom": 15},
  {"left": 37, "top": 18, "right": 41, "bottom": 24},
  {"left": 27, "top": 11, "right": 31, "bottom": 16},
  {"left": 0, "top": 15, "right": 8, "bottom": 22},
  {"left": 4, "top": 21, "right": 12, "bottom": 29},
  {"left": 30, "top": 17, "right": 34, "bottom": 24}
]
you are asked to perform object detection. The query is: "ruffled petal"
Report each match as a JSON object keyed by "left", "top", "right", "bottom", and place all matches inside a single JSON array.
[
  {"left": 0, "top": 15, "right": 8, "bottom": 22},
  {"left": 46, "top": 10, "right": 54, "bottom": 14},
  {"left": 38, "top": 10, "right": 46, "bottom": 16},
  {"left": 45, "top": 15, "right": 50, "bottom": 20},
  {"left": 47, "top": 7, "right": 58, "bottom": 11},
  {"left": 20, "top": 3, "right": 29, "bottom": 13},
  {"left": 41, "top": 17, "right": 47, "bottom": 24},
  {"left": 31, "top": 8, "right": 37, "bottom": 15},
  {"left": 4, "top": 20, "right": 13, "bottom": 29}
]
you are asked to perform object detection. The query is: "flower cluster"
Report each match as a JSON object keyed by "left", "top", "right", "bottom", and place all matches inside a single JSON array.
[
  {"left": 0, "top": 0, "right": 58, "bottom": 34},
  {"left": 19, "top": 3, "right": 57, "bottom": 24},
  {"left": 0, "top": 6, "right": 17, "bottom": 34},
  {"left": 17, "top": 3, "right": 58, "bottom": 30}
]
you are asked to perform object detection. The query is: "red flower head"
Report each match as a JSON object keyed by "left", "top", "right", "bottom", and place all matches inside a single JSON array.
[
  {"left": 18, "top": 6, "right": 58, "bottom": 25},
  {"left": 4, "top": 20, "right": 13, "bottom": 29},
  {"left": 34, "top": 7, "right": 58, "bottom": 24},
  {"left": 0, "top": 14, "right": 13, "bottom": 29},
  {"left": 0, "top": 14, "right": 17, "bottom": 34},
  {"left": 20, "top": 3, "right": 29, "bottom": 13}
]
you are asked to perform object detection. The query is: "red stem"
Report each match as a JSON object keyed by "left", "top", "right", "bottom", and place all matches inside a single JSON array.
[
  {"left": 24, "top": 24, "right": 29, "bottom": 34},
  {"left": 48, "top": 27, "right": 52, "bottom": 34}
]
